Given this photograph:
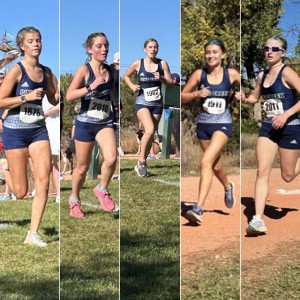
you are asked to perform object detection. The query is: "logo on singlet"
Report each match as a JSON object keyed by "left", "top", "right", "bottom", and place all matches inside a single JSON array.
[
  {"left": 21, "top": 82, "right": 29, "bottom": 88},
  {"left": 140, "top": 72, "right": 145, "bottom": 76},
  {"left": 290, "top": 140, "right": 297, "bottom": 144}
]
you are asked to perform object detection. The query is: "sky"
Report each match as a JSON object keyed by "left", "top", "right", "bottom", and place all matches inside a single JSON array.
[
  {"left": 120, "top": 0, "right": 180, "bottom": 76},
  {"left": 279, "top": 1, "right": 300, "bottom": 56},
  {"left": 1, "top": 1, "right": 299, "bottom": 79},
  {"left": 0, "top": 0, "right": 59, "bottom": 77},
  {"left": 60, "top": 0, "right": 119, "bottom": 74},
  {"left": 60, "top": 0, "right": 180, "bottom": 77}
]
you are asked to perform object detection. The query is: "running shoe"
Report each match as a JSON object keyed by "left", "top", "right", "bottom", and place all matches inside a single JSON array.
[
  {"left": 246, "top": 215, "right": 267, "bottom": 235},
  {"left": 134, "top": 161, "right": 147, "bottom": 177},
  {"left": 118, "top": 147, "right": 125, "bottom": 157},
  {"left": 224, "top": 181, "right": 236, "bottom": 208},
  {"left": 69, "top": 197, "right": 85, "bottom": 218},
  {"left": 23, "top": 231, "right": 47, "bottom": 247},
  {"left": 93, "top": 186, "right": 115, "bottom": 212},
  {"left": 173, "top": 152, "right": 180, "bottom": 160},
  {"left": 185, "top": 205, "right": 203, "bottom": 224},
  {"left": 0, "top": 193, "right": 12, "bottom": 201},
  {"left": 147, "top": 154, "right": 156, "bottom": 160}
]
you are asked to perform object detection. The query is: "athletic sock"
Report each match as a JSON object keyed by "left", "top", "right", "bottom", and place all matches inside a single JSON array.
[{"left": 98, "top": 184, "right": 108, "bottom": 193}]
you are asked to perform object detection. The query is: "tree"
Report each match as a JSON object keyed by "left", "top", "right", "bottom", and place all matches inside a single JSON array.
[
  {"left": 241, "top": 0, "right": 283, "bottom": 80},
  {"left": 181, "top": 0, "right": 240, "bottom": 151},
  {"left": 60, "top": 73, "right": 77, "bottom": 146},
  {"left": 120, "top": 76, "right": 138, "bottom": 129}
]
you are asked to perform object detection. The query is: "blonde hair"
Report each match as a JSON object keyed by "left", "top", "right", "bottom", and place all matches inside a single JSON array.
[{"left": 17, "top": 26, "right": 41, "bottom": 56}]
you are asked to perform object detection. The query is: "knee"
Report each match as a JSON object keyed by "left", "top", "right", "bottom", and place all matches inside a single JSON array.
[
  {"left": 201, "top": 158, "right": 213, "bottom": 170},
  {"left": 143, "top": 127, "right": 155, "bottom": 138},
  {"left": 103, "top": 154, "right": 117, "bottom": 169},
  {"left": 281, "top": 171, "right": 294, "bottom": 183},
  {"left": 13, "top": 188, "right": 27, "bottom": 199},
  {"left": 213, "top": 161, "right": 223, "bottom": 173},
  {"left": 76, "top": 164, "right": 89, "bottom": 175},
  {"left": 35, "top": 176, "right": 50, "bottom": 189},
  {"left": 256, "top": 168, "right": 270, "bottom": 179}
]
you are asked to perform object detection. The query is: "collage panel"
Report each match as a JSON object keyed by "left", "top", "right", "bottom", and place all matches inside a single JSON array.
[
  {"left": 0, "top": 1, "right": 299, "bottom": 299},
  {"left": 241, "top": 1, "right": 300, "bottom": 298},
  {"left": 0, "top": 0, "right": 59, "bottom": 298},
  {"left": 120, "top": 0, "right": 181, "bottom": 298},
  {"left": 180, "top": 0, "right": 241, "bottom": 299},
  {"left": 60, "top": 0, "right": 120, "bottom": 298}
]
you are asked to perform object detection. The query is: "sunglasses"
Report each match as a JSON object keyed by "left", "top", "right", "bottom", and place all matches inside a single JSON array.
[{"left": 262, "top": 45, "right": 284, "bottom": 52}]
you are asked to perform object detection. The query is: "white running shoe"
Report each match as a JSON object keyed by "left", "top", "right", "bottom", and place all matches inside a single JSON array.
[
  {"left": 246, "top": 215, "right": 267, "bottom": 235},
  {"left": 23, "top": 231, "right": 47, "bottom": 247}
]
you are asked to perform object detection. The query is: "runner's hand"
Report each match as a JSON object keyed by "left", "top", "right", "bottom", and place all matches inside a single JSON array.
[{"left": 25, "top": 87, "right": 44, "bottom": 101}]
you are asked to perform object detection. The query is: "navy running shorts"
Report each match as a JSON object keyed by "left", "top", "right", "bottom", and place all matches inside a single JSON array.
[
  {"left": 197, "top": 123, "right": 232, "bottom": 140},
  {"left": 74, "top": 119, "right": 114, "bottom": 142},
  {"left": 259, "top": 122, "right": 300, "bottom": 149},
  {"left": 3, "top": 126, "right": 49, "bottom": 150},
  {"left": 135, "top": 104, "right": 163, "bottom": 115}
]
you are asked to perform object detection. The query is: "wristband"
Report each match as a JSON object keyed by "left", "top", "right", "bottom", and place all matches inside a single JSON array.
[
  {"left": 85, "top": 84, "right": 92, "bottom": 93},
  {"left": 21, "top": 95, "right": 27, "bottom": 103}
]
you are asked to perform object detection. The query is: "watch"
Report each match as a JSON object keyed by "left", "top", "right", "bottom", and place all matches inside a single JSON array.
[
  {"left": 85, "top": 84, "right": 92, "bottom": 93},
  {"left": 21, "top": 95, "right": 27, "bottom": 103}
]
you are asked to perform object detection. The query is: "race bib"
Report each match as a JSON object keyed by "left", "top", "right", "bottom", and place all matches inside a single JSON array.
[
  {"left": 263, "top": 99, "right": 284, "bottom": 117},
  {"left": 20, "top": 103, "right": 44, "bottom": 124},
  {"left": 87, "top": 98, "right": 111, "bottom": 119},
  {"left": 144, "top": 86, "right": 161, "bottom": 102},
  {"left": 203, "top": 98, "right": 226, "bottom": 114}
]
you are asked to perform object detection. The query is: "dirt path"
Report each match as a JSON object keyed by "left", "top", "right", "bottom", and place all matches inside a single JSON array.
[
  {"left": 181, "top": 175, "right": 240, "bottom": 265},
  {"left": 181, "top": 169, "right": 300, "bottom": 264},
  {"left": 241, "top": 168, "right": 300, "bottom": 262}
]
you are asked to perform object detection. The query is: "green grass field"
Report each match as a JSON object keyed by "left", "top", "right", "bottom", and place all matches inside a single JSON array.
[
  {"left": 0, "top": 197, "right": 59, "bottom": 299},
  {"left": 120, "top": 159, "right": 180, "bottom": 300},
  {"left": 181, "top": 245, "right": 240, "bottom": 300},
  {"left": 60, "top": 178, "right": 119, "bottom": 299}
]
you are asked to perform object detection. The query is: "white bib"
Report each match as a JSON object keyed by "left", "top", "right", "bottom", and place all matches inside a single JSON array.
[
  {"left": 144, "top": 86, "right": 161, "bottom": 102},
  {"left": 20, "top": 103, "right": 44, "bottom": 124},
  {"left": 87, "top": 98, "right": 111, "bottom": 119},
  {"left": 203, "top": 98, "right": 226, "bottom": 114},
  {"left": 263, "top": 99, "right": 284, "bottom": 117}
]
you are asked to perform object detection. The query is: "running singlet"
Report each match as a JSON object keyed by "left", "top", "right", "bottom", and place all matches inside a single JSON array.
[
  {"left": 77, "top": 63, "right": 114, "bottom": 125},
  {"left": 135, "top": 59, "right": 164, "bottom": 107},
  {"left": 5, "top": 62, "right": 47, "bottom": 129},
  {"left": 197, "top": 67, "right": 232, "bottom": 124},
  {"left": 261, "top": 65, "right": 300, "bottom": 125}
]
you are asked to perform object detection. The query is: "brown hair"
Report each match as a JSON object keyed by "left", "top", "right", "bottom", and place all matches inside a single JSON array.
[
  {"left": 83, "top": 32, "right": 109, "bottom": 56},
  {"left": 143, "top": 38, "right": 159, "bottom": 49}
]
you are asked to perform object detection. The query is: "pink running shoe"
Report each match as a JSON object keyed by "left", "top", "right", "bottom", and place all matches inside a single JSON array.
[
  {"left": 93, "top": 186, "right": 115, "bottom": 212},
  {"left": 69, "top": 197, "right": 85, "bottom": 218}
]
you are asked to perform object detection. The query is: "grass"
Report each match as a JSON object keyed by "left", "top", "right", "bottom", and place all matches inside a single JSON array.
[
  {"left": 181, "top": 245, "right": 240, "bottom": 300},
  {"left": 120, "top": 159, "right": 180, "bottom": 300},
  {"left": 243, "top": 264, "right": 300, "bottom": 299},
  {"left": 241, "top": 133, "right": 280, "bottom": 169},
  {"left": 0, "top": 197, "right": 59, "bottom": 299},
  {"left": 60, "top": 178, "right": 119, "bottom": 299},
  {"left": 242, "top": 241, "right": 300, "bottom": 300}
]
